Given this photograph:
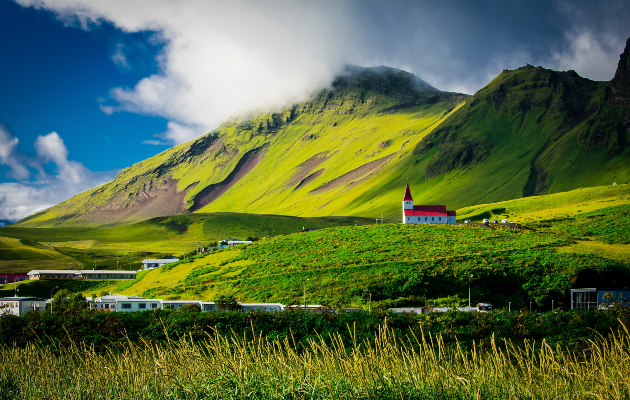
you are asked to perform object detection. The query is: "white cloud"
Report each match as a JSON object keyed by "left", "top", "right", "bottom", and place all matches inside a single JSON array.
[
  {"left": 0, "top": 126, "right": 113, "bottom": 221},
  {"left": 16, "top": 0, "right": 350, "bottom": 145},
  {"left": 12, "top": 0, "right": 630, "bottom": 148},
  {"left": 548, "top": 31, "right": 625, "bottom": 81},
  {"left": 0, "top": 124, "right": 30, "bottom": 180},
  {"left": 111, "top": 43, "right": 129, "bottom": 68}
]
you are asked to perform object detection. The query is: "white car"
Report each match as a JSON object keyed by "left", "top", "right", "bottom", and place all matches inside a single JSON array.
[
  {"left": 483, "top": 219, "right": 489, "bottom": 224},
  {"left": 464, "top": 219, "right": 470, "bottom": 224},
  {"left": 501, "top": 219, "right": 509, "bottom": 224}
]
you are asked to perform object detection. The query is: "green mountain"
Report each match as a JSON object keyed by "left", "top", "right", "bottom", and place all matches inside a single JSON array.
[{"left": 16, "top": 39, "right": 630, "bottom": 227}]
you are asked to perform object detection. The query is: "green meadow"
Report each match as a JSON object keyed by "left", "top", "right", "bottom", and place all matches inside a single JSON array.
[
  {"left": 4, "top": 187, "right": 628, "bottom": 308},
  {"left": 0, "top": 213, "right": 374, "bottom": 274}
]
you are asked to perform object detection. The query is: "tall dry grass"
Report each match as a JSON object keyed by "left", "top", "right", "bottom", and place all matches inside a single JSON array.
[{"left": 1, "top": 324, "right": 629, "bottom": 399}]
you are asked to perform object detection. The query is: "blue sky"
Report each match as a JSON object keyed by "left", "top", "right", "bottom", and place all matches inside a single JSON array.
[{"left": 0, "top": 0, "right": 629, "bottom": 221}]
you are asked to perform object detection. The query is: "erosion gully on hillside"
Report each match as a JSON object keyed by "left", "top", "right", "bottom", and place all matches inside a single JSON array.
[{"left": 190, "top": 145, "right": 269, "bottom": 211}]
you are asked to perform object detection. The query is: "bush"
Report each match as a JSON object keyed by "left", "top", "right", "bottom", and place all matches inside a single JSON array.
[{"left": 177, "top": 303, "right": 201, "bottom": 313}]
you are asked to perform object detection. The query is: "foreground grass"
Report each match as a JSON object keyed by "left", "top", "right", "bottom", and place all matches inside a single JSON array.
[{"left": 1, "top": 325, "right": 629, "bottom": 399}]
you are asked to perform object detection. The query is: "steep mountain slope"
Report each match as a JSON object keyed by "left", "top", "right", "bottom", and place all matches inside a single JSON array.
[
  {"left": 15, "top": 39, "right": 630, "bottom": 227},
  {"left": 18, "top": 66, "right": 465, "bottom": 226}
]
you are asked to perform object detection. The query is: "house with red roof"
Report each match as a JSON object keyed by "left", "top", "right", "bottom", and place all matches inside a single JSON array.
[{"left": 402, "top": 183, "right": 456, "bottom": 224}]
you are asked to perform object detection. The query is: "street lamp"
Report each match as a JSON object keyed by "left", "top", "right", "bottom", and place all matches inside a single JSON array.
[
  {"left": 552, "top": 300, "right": 554, "bottom": 311},
  {"left": 14, "top": 287, "right": 19, "bottom": 297},
  {"left": 129, "top": 257, "right": 132, "bottom": 271},
  {"left": 196, "top": 242, "right": 199, "bottom": 254},
  {"left": 116, "top": 260, "right": 119, "bottom": 270},
  {"left": 509, "top": 302, "right": 511, "bottom": 312},
  {"left": 50, "top": 286, "right": 58, "bottom": 314},
  {"left": 530, "top": 301, "right": 532, "bottom": 312},
  {"left": 468, "top": 275, "right": 473, "bottom": 308},
  {"left": 303, "top": 278, "right": 310, "bottom": 308},
  {"left": 375, "top": 219, "right": 379, "bottom": 225}
]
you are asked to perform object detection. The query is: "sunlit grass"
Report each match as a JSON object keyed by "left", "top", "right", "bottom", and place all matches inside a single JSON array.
[{"left": 1, "top": 324, "right": 629, "bottom": 399}]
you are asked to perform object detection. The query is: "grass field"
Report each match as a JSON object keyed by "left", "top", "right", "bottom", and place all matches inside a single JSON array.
[
  {"left": 1, "top": 324, "right": 629, "bottom": 399},
  {"left": 7, "top": 203, "right": 627, "bottom": 308},
  {"left": 0, "top": 213, "right": 374, "bottom": 273},
  {"left": 2, "top": 185, "right": 629, "bottom": 305},
  {"left": 458, "top": 183, "right": 630, "bottom": 223}
]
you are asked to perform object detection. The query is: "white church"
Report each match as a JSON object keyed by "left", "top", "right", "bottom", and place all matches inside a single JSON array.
[{"left": 402, "top": 183, "right": 457, "bottom": 224}]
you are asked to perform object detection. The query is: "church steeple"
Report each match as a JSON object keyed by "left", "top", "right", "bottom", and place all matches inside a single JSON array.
[
  {"left": 403, "top": 183, "right": 413, "bottom": 201},
  {"left": 402, "top": 183, "right": 413, "bottom": 211}
]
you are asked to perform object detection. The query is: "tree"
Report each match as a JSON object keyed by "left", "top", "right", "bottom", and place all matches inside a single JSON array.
[
  {"left": 214, "top": 294, "right": 242, "bottom": 312},
  {"left": 178, "top": 303, "right": 201, "bottom": 313},
  {"left": 52, "top": 289, "right": 86, "bottom": 313}
]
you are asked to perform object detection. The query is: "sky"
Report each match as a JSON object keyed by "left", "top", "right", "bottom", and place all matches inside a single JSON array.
[{"left": 0, "top": 0, "right": 629, "bottom": 222}]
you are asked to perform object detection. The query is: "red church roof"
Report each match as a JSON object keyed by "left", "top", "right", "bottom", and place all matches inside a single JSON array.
[
  {"left": 404, "top": 209, "right": 457, "bottom": 217},
  {"left": 404, "top": 210, "right": 446, "bottom": 217},
  {"left": 403, "top": 183, "right": 413, "bottom": 201}
]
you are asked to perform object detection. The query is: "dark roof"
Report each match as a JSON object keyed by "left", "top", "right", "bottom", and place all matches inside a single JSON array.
[
  {"left": 403, "top": 183, "right": 413, "bottom": 201},
  {"left": 0, "top": 297, "right": 46, "bottom": 301}
]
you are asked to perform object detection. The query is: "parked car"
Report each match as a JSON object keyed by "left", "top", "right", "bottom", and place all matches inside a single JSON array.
[
  {"left": 464, "top": 219, "right": 470, "bottom": 224},
  {"left": 483, "top": 219, "right": 489, "bottom": 224},
  {"left": 501, "top": 219, "right": 509, "bottom": 224},
  {"left": 492, "top": 219, "right": 499, "bottom": 224}
]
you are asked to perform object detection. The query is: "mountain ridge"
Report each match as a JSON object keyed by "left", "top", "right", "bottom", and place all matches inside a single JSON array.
[{"left": 14, "top": 43, "right": 630, "bottom": 227}]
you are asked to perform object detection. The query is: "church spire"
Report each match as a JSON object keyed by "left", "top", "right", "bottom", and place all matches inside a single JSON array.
[{"left": 403, "top": 183, "right": 413, "bottom": 201}]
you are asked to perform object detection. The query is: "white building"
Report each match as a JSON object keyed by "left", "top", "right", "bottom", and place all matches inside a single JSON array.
[
  {"left": 241, "top": 303, "right": 284, "bottom": 312},
  {"left": 141, "top": 259, "right": 179, "bottom": 270},
  {"left": 161, "top": 300, "right": 203, "bottom": 311},
  {"left": 91, "top": 294, "right": 148, "bottom": 311},
  {"left": 116, "top": 298, "right": 163, "bottom": 312},
  {"left": 27, "top": 270, "right": 137, "bottom": 280},
  {"left": 402, "top": 183, "right": 456, "bottom": 224},
  {"left": 0, "top": 297, "right": 47, "bottom": 316}
]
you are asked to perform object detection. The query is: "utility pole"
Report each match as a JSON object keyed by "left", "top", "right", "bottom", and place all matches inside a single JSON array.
[
  {"left": 468, "top": 275, "right": 473, "bottom": 308},
  {"left": 50, "top": 286, "right": 58, "bottom": 314}
]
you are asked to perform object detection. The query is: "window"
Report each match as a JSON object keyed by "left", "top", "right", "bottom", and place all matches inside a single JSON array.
[
  {"left": 121, "top": 304, "right": 131, "bottom": 309},
  {"left": 151, "top": 303, "right": 158, "bottom": 309},
  {"left": 104, "top": 304, "right": 110, "bottom": 309},
  {"left": 425, "top": 217, "right": 427, "bottom": 221},
  {"left": 439, "top": 217, "right": 441, "bottom": 221},
  {"left": 432, "top": 217, "right": 434, "bottom": 221},
  {"left": 138, "top": 303, "right": 146, "bottom": 309}
]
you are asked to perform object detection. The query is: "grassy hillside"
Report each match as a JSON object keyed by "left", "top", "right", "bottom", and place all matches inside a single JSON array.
[
  {"left": 18, "top": 66, "right": 464, "bottom": 227},
  {"left": 0, "top": 213, "right": 374, "bottom": 273},
  {"left": 9, "top": 201, "right": 628, "bottom": 309},
  {"left": 15, "top": 40, "right": 630, "bottom": 228},
  {"left": 458, "top": 183, "right": 630, "bottom": 223}
]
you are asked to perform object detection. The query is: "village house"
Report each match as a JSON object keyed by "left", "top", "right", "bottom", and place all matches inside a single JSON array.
[
  {"left": 141, "top": 258, "right": 179, "bottom": 270},
  {"left": 571, "top": 288, "right": 630, "bottom": 310},
  {"left": 0, "top": 273, "right": 29, "bottom": 284},
  {"left": 91, "top": 294, "right": 148, "bottom": 311},
  {"left": 0, "top": 297, "right": 47, "bottom": 316},
  {"left": 241, "top": 303, "right": 285, "bottom": 312},
  {"left": 402, "top": 183, "right": 457, "bottom": 224},
  {"left": 161, "top": 300, "right": 203, "bottom": 310},
  {"left": 27, "top": 270, "right": 137, "bottom": 280}
]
